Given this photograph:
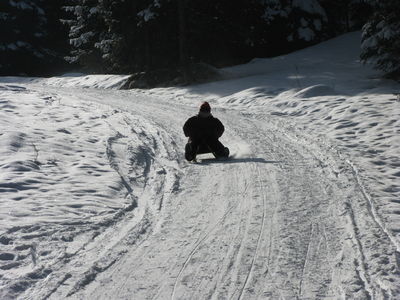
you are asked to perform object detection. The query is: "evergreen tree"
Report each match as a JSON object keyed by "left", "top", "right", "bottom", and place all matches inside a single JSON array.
[
  {"left": 361, "top": 0, "right": 400, "bottom": 78},
  {"left": 43, "top": 0, "right": 71, "bottom": 65},
  {"left": 65, "top": 0, "right": 157, "bottom": 73},
  {"left": 93, "top": 0, "right": 130, "bottom": 73},
  {"left": 320, "top": 0, "right": 373, "bottom": 34},
  {"left": 62, "top": 0, "right": 380, "bottom": 79},
  {"left": 0, "top": 0, "right": 70, "bottom": 76},
  {"left": 64, "top": 0, "right": 106, "bottom": 72},
  {"left": 0, "top": 0, "right": 48, "bottom": 75},
  {"left": 186, "top": 0, "right": 267, "bottom": 66},
  {"left": 260, "top": 0, "right": 329, "bottom": 55}
]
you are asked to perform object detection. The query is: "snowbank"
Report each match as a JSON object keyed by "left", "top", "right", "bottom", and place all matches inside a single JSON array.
[{"left": 38, "top": 73, "right": 131, "bottom": 89}]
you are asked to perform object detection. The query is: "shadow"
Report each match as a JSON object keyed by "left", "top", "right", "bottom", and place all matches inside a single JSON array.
[
  {"left": 197, "top": 157, "right": 281, "bottom": 165},
  {"left": 177, "top": 33, "right": 393, "bottom": 99}
]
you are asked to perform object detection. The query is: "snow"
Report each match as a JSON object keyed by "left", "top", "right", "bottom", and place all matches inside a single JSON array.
[
  {"left": 16, "top": 41, "right": 29, "bottom": 48},
  {"left": 313, "top": 19, "right": 322, "bottom": 31},
  {"left": 89, "top": 7, "right": 98, "bottom": 15},
  {"left": 1, "top": 32, "right": 400, "bottom": 299},
  {"left": 70, "top": 31, "right": 95, "bottom": 47},
  {"left": 37, "top": 74, "right": 131, "bottom": 90},
  {"left": 7, "top": 43, "right": 17, "bottom": 50},
  {"left": 0, "top": 12, "right": 9, "bottom": 20},
  {"left": 0, "top": 93, "right": 133, "bottom": 228},
  {"left": 292, "top": 0, "right": 327, "bottom": 21},
  {"left": 9, "top": 0, "right": 33, "bottom": 10},
  {"left": 262, "top": 7, "right": 288, "bottom": 22},
  {"left": 137, "top": 8, "right": 156, "bottom": 22},
  {"left": 297, "top": 27, "right": 315, "bottom": 41}
]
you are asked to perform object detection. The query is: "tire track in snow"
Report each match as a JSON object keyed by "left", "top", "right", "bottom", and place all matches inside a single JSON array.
[
  {"left": 171, "top": 200, "right": 238, "bottom": 300},
  {"left": 228, "top": 113, "right": 368, "bottom": 299},
  {"left": 207, "top": 175, "right": 251, "bottom": 299},
  {"left": 267, "top": 114, "right": 400, "bottom": 299},
  {"left": 236, "top": 165, "right": 267, "bottom": 300},
  {"left": 344, "top": 200, "right": 373, "bottom": 300},
  {"left": 347, "top": 159, "right": 400, "bottom": 253},
  {"left": 24, "top": 94, "right": 181, "bottom": 299},
  {"left": 231, "top": 117, "right": 292, "bottom": 300},
  {"left": 341, "top": 161, "right": 393, "bottom": 298},
  {"left": 106, "top": 132, "right": 136, "bottom": 203},
  {"left": 47, "top": 112, "right": 159, "bottom": 298},
  {"left": 27, "top": 86, "right": 400, "bottom": 299},
  {"left": 97, "top": 112, "right": 182, "bottom": 299},
  {"left": 298, "top": 223, "right": 315, "bottom": 298},
  {"left": 218, "top": 117, "right": 280, "bottom": 300}
]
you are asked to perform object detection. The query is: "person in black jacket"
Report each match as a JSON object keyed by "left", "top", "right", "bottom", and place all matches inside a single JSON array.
[{"left": 183, "top": 102, "right": 229, "bottom": 161}]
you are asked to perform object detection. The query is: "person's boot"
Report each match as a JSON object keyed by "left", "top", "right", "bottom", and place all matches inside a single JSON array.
[
  {"left": 185, "top": 143, "right": 196, "bottom": 161},
  {"left": 223, "top": 147, "right": 230, "bottom": 158}
]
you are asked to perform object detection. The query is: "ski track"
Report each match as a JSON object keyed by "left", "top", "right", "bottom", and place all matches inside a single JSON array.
[
  {"left": 1, "top": 83, "right": 399, "bottom": 299},
  {"left": 170, "top": 195, "right": 237, "bottom": 300},
  {"left": 236, "top": 165, "right": 267, "bottom": 300}
]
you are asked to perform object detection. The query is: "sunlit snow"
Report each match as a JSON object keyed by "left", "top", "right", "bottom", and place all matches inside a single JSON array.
[{"left": 1, "top": 32, "right": 399, "bottom": 299}]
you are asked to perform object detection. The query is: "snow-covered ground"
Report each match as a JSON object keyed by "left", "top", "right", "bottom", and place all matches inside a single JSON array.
[{"left": 1, "top": 32, "right": 399, "bottom": 299}]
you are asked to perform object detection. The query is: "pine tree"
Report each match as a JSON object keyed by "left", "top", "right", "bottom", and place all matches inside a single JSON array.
[
  {"left": 90, "top": 0, "right": 123, "bottom": 73},
  {"left": 259, "top": 0, "right": 329, "bottom": 55},
  {"left": 61, "top": 0, "right": 380, "bottom": 78},
  {"left": 64, "top": 0, "right": 106, "bottom": 72},
  {"left": 361, "top": 0, "right": 400, "bottom": 78},
  {"left": 347, "top": 0, "right": 373, "bottom": 30},
  {"left": 177, "top": 0, "right": 268, "bottom": 66},
  {"left": 320, "top": 0, "right": 373, "bottom": 34},
  {"left": 0, "top": 0, "right": 48, "bottom": 75},
  {"left": 289, "top": 0, "right": 328, "bottom": 45},
  {"left": 43, "top": 0, "right": 71, "bottom": 65},
  {"left": 64, "top": 0, "right": 160, "bottom": 73},
  {"left": 99, "top": 0, "right": 156, "bottom": 73},
  {"left": 0, "top": 0, "right": 70, "bottom": 76}
]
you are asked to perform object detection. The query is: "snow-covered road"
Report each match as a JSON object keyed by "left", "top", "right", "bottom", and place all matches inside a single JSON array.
[{"left": 1, "top": 33, "right": 399, "bottom": 299}]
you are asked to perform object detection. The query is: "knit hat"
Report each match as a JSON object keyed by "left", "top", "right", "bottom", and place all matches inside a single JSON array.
[{"left": 199, "top": 101, "right": 211, "bottom": 113}]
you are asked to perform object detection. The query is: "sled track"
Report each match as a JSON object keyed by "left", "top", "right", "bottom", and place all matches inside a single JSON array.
[
  {"left": 106, "top": 132, "right": 136, "bottom": 201},
  {"left": 345, "top": 159, "right": 396, "bottom": 298},
  {"left": 221, "top": 117, "right": 281, "bottom": 300},
  {"left": 171, "top": 201, "right": 238, "bottom": 300},
  {"left": 14, "top": 85, "right": 398, "bottom": 299},
  {"left": 236, "top": 165, "right": 267, "bottom": 300},
  {"left": 345, "top": 198, "right": 373, "bottom": 299},
  {"left": 347, "top": 160, "right": 400, "bottom": 253}
]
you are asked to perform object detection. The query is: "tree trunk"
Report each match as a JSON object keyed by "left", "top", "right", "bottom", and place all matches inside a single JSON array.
[
  {"left": 178, "top": 0, "right": 188, "bottom": 81},
  {"left": 144, "top": 25, "right": 151, "bottom": 71}
]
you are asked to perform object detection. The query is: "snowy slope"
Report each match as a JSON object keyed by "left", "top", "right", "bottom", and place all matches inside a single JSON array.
[{"left": 0, "top": 32, "right": 399, "bottom": 299}]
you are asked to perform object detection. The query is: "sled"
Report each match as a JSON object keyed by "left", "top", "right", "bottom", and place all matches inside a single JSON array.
[{"left": 185, "top": 141, "right": 230, "bottom": 162}]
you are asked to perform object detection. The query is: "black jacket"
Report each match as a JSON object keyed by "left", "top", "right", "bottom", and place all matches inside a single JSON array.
[{"left": 183, "top": 114, "right": 224, "bottom": 139}]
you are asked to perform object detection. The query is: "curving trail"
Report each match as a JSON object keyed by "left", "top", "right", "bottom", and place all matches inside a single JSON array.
[{"left": 7, "top": 85, "right": 399, "bottom": 300}]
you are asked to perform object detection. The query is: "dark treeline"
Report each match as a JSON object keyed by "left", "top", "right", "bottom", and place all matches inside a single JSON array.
[
  {"left": 0, "top": 0, "right": 399, "bottom": 82},
  {"left": 0, "top": 0, "right": 70, "bottom": 76}
]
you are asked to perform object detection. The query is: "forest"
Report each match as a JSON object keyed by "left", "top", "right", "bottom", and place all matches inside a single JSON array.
[{"left": 0, "top": 0, "right": 399, "bottom": 84}]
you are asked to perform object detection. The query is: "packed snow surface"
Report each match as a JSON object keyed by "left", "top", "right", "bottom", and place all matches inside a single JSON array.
[{"left": 1, "top": 32, "right": 399, "bottom": 299}]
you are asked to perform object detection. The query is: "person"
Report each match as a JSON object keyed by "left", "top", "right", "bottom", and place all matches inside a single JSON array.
[{"left": 183, "top": 102, "right": 229, "bottom": 161}]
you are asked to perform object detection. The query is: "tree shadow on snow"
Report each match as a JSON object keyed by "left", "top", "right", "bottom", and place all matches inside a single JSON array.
[{"left": 197, "top": 157, "right": 281, "bottom": 165}]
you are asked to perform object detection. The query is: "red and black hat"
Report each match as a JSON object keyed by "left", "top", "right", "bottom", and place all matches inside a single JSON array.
[{"left": 199, "top": 101, "right": 211, "bottom": 113}]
